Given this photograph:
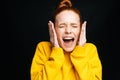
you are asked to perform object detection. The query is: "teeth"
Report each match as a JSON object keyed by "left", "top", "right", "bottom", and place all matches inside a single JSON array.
[{"left": 63, "top": 38, "right": 72, "bottom": 39}]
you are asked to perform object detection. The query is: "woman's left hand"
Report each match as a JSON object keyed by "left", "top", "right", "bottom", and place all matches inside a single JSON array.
[{"left": 78, "top": 21, "right": 87, "bottom": 46}]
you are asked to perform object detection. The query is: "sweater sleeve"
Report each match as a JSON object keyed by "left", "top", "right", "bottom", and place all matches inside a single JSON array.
[
  {"left": 30, "top": 42, "right": 65, "bottom": 80},
  {"left": 70, "top": 43, "right": 102, "bottom": 80}
]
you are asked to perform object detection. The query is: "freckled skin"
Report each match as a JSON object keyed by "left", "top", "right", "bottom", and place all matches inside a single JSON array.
[{"left": 55, "top": 10, "right": 81, "bottom": 53}]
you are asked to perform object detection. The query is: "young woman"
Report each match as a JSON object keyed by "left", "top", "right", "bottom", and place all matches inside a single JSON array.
[{"left": 30, "top": 0, "right": 102, "bottom": 80}]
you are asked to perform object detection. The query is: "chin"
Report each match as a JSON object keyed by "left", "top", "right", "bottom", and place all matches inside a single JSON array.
[{"left": 63, "top": 47, "right": 75, "bottom": 53}]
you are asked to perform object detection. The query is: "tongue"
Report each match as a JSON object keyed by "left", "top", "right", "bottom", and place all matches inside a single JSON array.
[{"left": 64, "top": 40, "right": 73, "bottom": 47}]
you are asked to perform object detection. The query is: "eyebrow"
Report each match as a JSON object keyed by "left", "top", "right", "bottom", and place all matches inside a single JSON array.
[
  {"left": 71, "top": 23, "right": 78, "bottom": 25},
  {"left": 59, "top": 23, "right": 78, "bottom": 25},
  {"left": 59, "top": 23, "right": 66, "bottom": 25}
]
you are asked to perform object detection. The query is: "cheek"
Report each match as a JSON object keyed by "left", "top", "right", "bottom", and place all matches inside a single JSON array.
[
  {"left": 55, "top": 28, "right": 63, "bottom": 38},
  {"left": 73, "top": 29, "right": 80, "bottom": 37}
]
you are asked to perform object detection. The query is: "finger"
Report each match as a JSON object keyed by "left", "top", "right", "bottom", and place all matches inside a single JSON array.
[
  {"left": 48, "top": 21, "right": 54, "bottom": 32},
  {"left": 49, "top": 21, "right": 57, "bottom": 38},
  {"left": 48, "top": 21, "right": 53, "bottom": 37},
  {"left": 50, "top": 21, "right": 55, "bottom": 35},
  {"left": 48, "top": 21, "right": 53, "bottom": 31},
  {"left": 48, "top": 21, "right": 55, "bottom": 44},
  {"left": 81, "top": 21, "right": 87, "bottom": 37}
]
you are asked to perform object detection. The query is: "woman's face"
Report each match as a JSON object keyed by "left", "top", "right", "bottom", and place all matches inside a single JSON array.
[{"left": 55, "top": 10, "right": 81, "bottom": 53}]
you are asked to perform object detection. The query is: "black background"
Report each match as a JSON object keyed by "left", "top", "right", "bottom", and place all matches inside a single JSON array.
[{"left": 6, "top": 0, "right": 119, "bottom": 80}]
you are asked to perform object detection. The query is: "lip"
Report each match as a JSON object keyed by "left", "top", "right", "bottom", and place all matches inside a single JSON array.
[
  {"left": 63, "top": 36, "right": 74, "bottom": 39},
  {"left": 63, "top": 36, "right": 74, "bottom": 41}
]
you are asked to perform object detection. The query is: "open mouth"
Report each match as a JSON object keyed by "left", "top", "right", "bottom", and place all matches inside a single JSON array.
[
  {"left": 62, "top": 37, "right": 74, "bottom": 47},
  {"left": 63, "top": 38, "right": 74, "bottom": 42}
]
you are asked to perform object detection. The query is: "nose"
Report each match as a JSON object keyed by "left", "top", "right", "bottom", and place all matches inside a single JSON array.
[{"left": 65, "top": 27, "right": 71, "bottom": 34}]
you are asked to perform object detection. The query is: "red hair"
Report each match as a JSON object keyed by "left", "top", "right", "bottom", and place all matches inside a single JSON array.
[{"left": 52, "top": 0, "right": 83, "bottom": 26}]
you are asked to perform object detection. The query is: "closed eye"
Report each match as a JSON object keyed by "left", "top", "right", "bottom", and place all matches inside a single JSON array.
[
  {"left": 72, "top": 26, "right": 78, "bottom": 28},
  {"left": 58, "top": 26, "right": 65, "bottom": 28}
]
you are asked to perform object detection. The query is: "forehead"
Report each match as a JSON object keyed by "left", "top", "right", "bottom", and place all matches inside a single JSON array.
[{"left": 55, "top": 10, "right": 80, "bottom": 23}]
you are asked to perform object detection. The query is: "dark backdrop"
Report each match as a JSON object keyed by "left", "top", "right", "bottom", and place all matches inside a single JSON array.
[{"left": 7, "top": 0, "right": 119, "bottom": 80}]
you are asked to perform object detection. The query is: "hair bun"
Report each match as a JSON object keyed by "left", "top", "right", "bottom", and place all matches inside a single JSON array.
[{"left": 58, "top": 0, "right": 72, "bottom": 8}]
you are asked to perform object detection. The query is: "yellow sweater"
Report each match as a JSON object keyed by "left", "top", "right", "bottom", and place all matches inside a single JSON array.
[{"left": 30, "top": 41, "right": 102, "bottom": 80}]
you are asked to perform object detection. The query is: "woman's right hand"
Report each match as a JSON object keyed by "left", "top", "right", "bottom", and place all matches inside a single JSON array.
[{"left": 48, "top": 21, "right": 59, "bottom": 47}]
